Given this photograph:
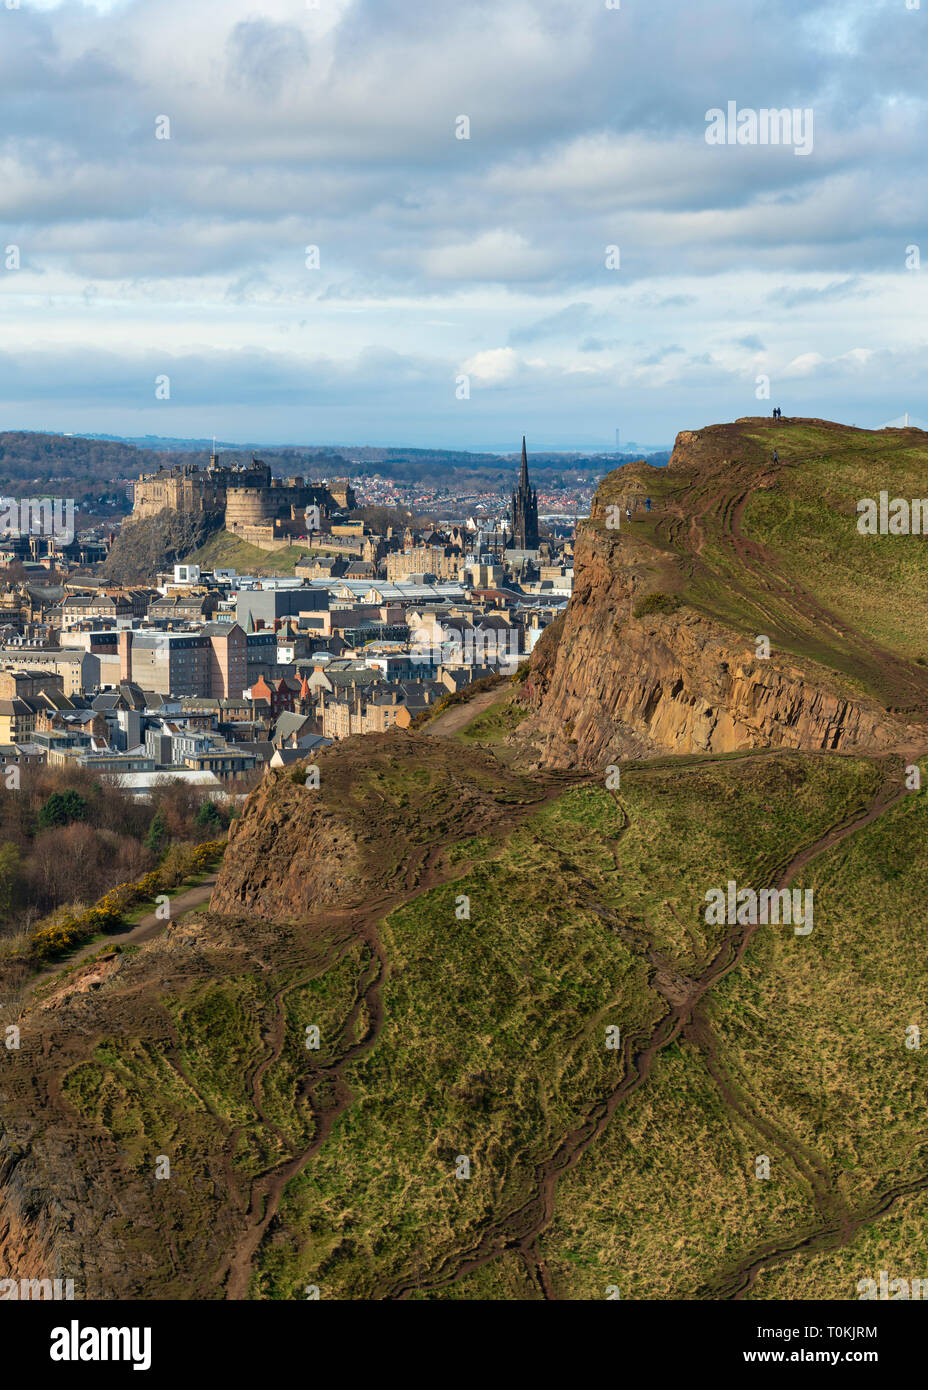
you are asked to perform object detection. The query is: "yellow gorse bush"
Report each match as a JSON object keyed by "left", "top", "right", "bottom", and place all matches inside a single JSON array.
[{"left": 30, "top": 839, "right": 226, "bottom": 964}]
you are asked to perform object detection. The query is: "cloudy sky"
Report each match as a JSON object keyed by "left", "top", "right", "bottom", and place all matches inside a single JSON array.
[{"left": 1, "top": 0, "right": 926, "bottom": 450}]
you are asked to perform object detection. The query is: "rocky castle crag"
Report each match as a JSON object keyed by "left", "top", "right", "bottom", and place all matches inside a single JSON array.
[{"left": 132, "top": 453, "right": 356, "bottom": 549}]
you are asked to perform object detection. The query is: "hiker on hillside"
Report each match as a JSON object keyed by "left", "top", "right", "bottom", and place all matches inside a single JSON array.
[
  {"left": 625, "top": 506, "right": 631, "bottom": 523},
  {"left": 773, "top": 449, "right": 779, "bottom": 463},
  {"left": 645, "top": 497, "right": 651, "bottom": 513}
]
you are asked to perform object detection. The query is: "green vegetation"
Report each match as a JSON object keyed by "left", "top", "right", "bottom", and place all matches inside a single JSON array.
[
  {"left": 740, "top": 424, "right": 928, "bottom": 662},
  {"left": 12, "top": 733, "right": 928, "bottom": 1300},
  {"left": 632, "top": 592, "right": 682, "bottom": 618},
  {"left": 530, "top": 762, "right": 928, "bottom": 1299},
  {"left": 144, "top": 808, "right": 169, "bottom": 858},
  {"left": 244, "top": 751, "right": 886, "bottom": 1299},
  {"left": 592, "top": 419, "right": 928, "bottom": 708},
  {"left": 186, "top": 529, "right": 312, "bottom": 576},
  {"left": 455, "top": 690, "right": 530, "bottom": 744},
  {"left": 195, "top": 800, "right": 224, "bottom": 834},
  {"left": 28, "top": 838, "right": 225, "bottom": 965},
  {"left": 38, "top": 789, "right": 88, "bottom": 828}
]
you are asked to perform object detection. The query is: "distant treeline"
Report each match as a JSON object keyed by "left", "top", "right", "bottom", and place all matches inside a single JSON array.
[
  {"left": 0, "top": 433, "right": 175, "bottom": 526},
  {"left": 0, "top": 433, "right": 669, "bottom": 504},
  {"left": 0, "top": 762, "right": 234, "bottom": 939}
]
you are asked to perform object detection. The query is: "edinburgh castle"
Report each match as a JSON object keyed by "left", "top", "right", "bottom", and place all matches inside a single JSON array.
[{"left": 132, "top": 454, "right": 356, "bottom": 548}]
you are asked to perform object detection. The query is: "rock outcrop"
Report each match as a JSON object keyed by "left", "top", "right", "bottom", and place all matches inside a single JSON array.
[{"left": 518, "top": 456, "right": 911, "bottom": 770}]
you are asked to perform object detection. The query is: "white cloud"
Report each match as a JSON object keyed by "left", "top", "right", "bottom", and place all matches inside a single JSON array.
[
  {"left": 461, "top": 348, "right": 520, "bottom": 382},
  {"left": 0, "top": 0, "right": 924, "bottom": 444}
]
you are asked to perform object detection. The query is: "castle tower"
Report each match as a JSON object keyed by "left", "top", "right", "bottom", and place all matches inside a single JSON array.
[{"left": 510, "top": 436, "right": 539, "bottom": 550}]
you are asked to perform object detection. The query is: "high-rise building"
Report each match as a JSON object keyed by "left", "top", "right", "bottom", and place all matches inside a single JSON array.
[{"left": 510, "top": 436, "right": 539, "bottom": 550}]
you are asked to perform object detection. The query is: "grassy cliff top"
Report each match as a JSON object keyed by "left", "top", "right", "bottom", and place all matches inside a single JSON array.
[{"left": 591, "top": 417, "right": 928, "bottom": 713}]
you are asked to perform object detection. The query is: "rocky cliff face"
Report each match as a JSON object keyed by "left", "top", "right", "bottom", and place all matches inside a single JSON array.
[
  {"left": 210, "top": 733, "right": 547, "bottom": 920},
  {"left": 209, "top": 767, "right": 363, "bottom": 920},
  {"left": 518, "top": 502, "right": 905, "bottom": 771}
]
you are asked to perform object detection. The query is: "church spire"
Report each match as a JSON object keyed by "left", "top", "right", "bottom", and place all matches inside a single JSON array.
[{"left": 510, "top": 435, "right": 539, "bottom": 551}]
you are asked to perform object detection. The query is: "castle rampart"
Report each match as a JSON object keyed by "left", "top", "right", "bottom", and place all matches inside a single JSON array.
[{"left": 132, "top": 457, "right": 356, "bottom": 526}]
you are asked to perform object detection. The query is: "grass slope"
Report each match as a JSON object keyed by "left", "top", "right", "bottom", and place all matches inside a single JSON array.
[
  {"left": 595, "top": 418, "right": 928, "bottom": 712},
  {"left": 16, "top": 736, "right": 926, "bottom": 1300},
  {"left": 187, "top": 529, "right": 314, "bottom": 575}
]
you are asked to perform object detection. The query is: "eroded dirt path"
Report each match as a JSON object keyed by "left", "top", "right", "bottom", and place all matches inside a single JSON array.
[
  {"left": 656, "top": 452, "right": 928, "bottom": 718},
  {"left": 218, "top": 769, "right": 591, "bottom": 1298},
  {"left": 26, "top": 874, "right": 219, "bottom": 998},
  {"left": 423, "top": 685, "right": 506, "bottom": 739},
  {"left": 382, "top": 752, "right": 915, "bottom": 1299},
  {"left": 213, "top": 741, "right": 924, "bottom": 1301}
]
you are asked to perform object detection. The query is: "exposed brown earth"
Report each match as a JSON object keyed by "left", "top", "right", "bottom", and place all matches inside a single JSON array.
[
  {"left": 0, "top": 735, "right": 586, "bottom": 1299},
  {"left": 517, "top": 420, "right": 928, "bottom": 769}
]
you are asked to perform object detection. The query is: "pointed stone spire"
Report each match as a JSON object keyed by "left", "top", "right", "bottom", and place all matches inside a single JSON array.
[{"left": 511, "top": 434, "right": 539, "bottom": 550}]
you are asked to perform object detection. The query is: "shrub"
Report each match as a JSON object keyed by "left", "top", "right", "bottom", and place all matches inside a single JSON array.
[
  {"left": 29, "top": 840, "right": 225, "bottom": 965},
  {"left": 144, "top": 808, "right": 169, "bottom": 859},
  {"left": 37, "top": 789, "right": 88, "bottom": 829},
  {"left": 633, "top": 592, "right": 682, "bottom": 619},
  {"left": 195, "top": 800, "right": 224, "bottom": 834}
]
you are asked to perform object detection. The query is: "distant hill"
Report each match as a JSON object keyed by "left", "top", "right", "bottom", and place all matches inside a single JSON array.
[
  {"left": 0, "top": 431, "right": 164, "bottom": 483},
  {"left": 70, "top": 431, "right": 668, "bottom": 486},
  {"left": 0, "top": 432, "right": 670, "bottom": 511},
  {"left": 0, "top": 432, "right": 173, "bottom": 524}
]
